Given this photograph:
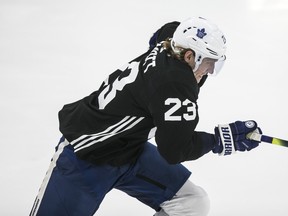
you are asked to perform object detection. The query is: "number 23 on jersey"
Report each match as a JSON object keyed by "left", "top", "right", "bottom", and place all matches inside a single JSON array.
[{"left": 164, "top": 98, "right": 197, "bottom": 121}]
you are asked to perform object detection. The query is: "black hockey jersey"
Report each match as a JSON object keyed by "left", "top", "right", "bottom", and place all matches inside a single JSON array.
[{"left": 58, "top": 44, "right": 215, "bottom": 166}]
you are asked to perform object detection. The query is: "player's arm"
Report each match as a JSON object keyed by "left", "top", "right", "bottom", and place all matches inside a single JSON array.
[
  {"left": 149, "top": 82, "right": 262, "bottom": 164},
  {"left": 148, "top": 82, "right": 215, "bottom": 164}
]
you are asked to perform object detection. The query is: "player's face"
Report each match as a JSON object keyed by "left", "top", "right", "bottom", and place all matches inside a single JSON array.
[
  {"left": 193, "top": 58, "right": 217, "bottom": 83},
  {"left": 197, "top": 58, "right": 217, "bottom": 74},
  {"left": 184, "top": 51, "right": 218, "bottom": 83}
]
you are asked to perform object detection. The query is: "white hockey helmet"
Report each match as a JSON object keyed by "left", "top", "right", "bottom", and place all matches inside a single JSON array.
[{"left": 171, "top": 17, "right": 227, "bottom": 74}]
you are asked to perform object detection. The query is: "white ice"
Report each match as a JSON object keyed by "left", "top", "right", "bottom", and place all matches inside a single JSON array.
[{"left": 1, "top": 0, "right": 288, "bottom": 215}]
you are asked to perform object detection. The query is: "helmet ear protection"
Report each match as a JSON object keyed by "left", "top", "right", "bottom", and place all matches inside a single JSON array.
[{"left": 171, "top": 17, "right": 227, "bottom": 74}]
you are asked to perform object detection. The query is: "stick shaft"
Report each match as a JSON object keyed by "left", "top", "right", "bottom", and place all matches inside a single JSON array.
[{"left": 247, "top": 132, "right": 288, "bottom": 148}]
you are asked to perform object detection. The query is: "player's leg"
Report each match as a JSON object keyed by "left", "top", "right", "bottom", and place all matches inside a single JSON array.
[
  {"left": 30, "top": 138, "right": 126, "bottom": 216},
  {"left": 114, "top": 142, "right": 210, "bottom": 216},
  {"left": 30, "top": 138, "right": 100, "bottom": 216},
  {"left": 154, "top": 179, "right": 210, "bottom": 216}
]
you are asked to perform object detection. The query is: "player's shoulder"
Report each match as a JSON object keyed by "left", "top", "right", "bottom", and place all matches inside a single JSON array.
[
  {"left": 159, "top": 52, "right": 195, "bottom": 83},
  {"left": 141, "top": 43, "right": 197, "bottom": 89}
]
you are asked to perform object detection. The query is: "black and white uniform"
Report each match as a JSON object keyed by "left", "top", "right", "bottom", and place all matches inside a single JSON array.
[
  {"left": 30, "top": 22, "right": 213, "bottom": 216},
  {"left": 59, "top": 43, "right": 215, "bottom": 166}
]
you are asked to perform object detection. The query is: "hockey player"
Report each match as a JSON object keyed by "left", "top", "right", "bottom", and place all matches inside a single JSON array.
[{"left": 30, "top": 17, "right": 262, "bottom": 216}]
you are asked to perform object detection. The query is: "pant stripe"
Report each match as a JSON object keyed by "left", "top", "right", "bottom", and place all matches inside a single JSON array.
[{"left": 30, "top": 139, "right": 69, "bottom": 216}]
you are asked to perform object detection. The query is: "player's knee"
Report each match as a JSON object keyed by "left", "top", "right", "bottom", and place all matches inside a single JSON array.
[
  {"left": 159, "top": 181, "right": 210, "bottom": 216},
  {"left": 180, "top": 185, "right": 210, "bottom": 216},
  {"left": 188, "top": 186, "right": 210, "bottom": 216}
]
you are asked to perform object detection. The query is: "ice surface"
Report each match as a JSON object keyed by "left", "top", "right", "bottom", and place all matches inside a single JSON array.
[{"left": 1, "top": 0, "right": 288, "bottom": 215}]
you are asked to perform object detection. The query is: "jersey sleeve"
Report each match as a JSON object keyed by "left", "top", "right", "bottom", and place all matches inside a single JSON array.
[
  {"left": 148, "top": 81, "right": 215, "bottom": 164},
  {"left": 149, "top": 21, "right": 180, "bottom": 49}
]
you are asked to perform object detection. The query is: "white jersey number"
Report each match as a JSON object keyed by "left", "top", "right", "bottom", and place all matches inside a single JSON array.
[
  {"left": 164, "top": 98, "right": 196, "bottom": 121},
  {"left": 98, "top": 62, "right": 139, "bottom": 109}
]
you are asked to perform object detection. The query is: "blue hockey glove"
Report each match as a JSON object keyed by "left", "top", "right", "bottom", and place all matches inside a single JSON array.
[{"left": 213, "top": 120, "right": 262, "bottom": 155}]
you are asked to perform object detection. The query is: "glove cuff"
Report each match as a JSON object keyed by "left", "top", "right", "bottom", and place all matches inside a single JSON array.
[{"left": 217, "top": 124, "right": 236, "bottom": 156}]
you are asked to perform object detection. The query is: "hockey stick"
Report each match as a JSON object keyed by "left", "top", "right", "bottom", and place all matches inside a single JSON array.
[{"left": 247, "top": 131, "right": 288, "bottom": 148}]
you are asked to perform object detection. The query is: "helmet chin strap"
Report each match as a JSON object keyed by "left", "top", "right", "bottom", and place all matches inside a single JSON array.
[{"left": 192, "top": 61, "right": 200, "bottom": 72}]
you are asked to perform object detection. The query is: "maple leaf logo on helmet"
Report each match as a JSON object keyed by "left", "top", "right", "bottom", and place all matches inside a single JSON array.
[{"left": 196, "top": 28, "right": 207, "bottom": 39}]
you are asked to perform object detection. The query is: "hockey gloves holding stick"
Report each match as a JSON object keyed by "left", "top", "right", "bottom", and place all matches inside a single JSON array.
[{"left": 213, "top": 120, "right": 262, "bottom": 155}]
